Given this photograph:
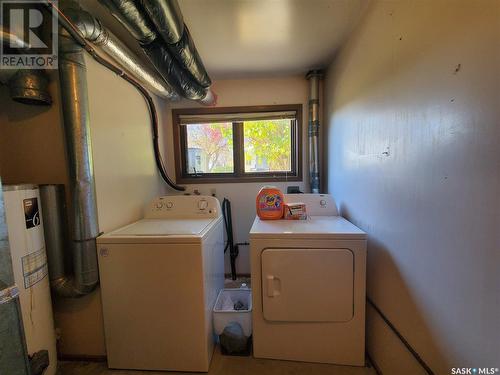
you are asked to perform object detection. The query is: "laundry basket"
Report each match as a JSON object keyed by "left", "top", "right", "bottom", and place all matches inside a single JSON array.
[{"left": 213, "top": 288, "right": 252, "bottom": 355}]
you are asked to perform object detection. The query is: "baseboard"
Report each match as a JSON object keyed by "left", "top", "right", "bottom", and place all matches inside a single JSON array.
[
  {"left": 366, "top": 303, "right": 425, "bottom": 375},
  {"left": 58, "top": 354, "right": 107, "bottom": 362}
]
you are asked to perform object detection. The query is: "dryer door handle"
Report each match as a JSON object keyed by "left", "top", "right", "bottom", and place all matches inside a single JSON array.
[{"left": 266, "top": 275, "right": 281, "bottom": 297}]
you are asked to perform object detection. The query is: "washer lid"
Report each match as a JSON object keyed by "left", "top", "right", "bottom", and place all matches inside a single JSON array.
[
  {"left": 250, "top": 216, "right": 366, "bottom": 240},
  {"left": 97, "top": 218, "right": 219, "bottom": 244},
  {"left": 112, "top": 219, "right": 213, "bottom": 236}
]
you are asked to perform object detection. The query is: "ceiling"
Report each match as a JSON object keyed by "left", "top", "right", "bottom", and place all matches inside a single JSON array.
[
  {"left": 178, "top": 0, "right": 368, "bottom": 78},
  {"left": 81, "top": 0, "right": 368, "bottom": 80}
]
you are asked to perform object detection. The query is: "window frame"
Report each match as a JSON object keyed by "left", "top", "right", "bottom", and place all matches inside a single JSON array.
[{"left": 172, "top": 104, "right": 303, "bottom": 184}]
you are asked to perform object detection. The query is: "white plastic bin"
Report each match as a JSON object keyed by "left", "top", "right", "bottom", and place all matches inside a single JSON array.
[{"left": 213, "top": 288, "right": 252, "bottom": 337}]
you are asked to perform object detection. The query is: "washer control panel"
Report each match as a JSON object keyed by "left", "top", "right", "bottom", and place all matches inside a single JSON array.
[{"left": 146, "top": 195, "right": 221, "bottom": 219}]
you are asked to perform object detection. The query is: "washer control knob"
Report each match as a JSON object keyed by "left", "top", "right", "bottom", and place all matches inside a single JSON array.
[
  {"left": 155, "top": 202, "right": 163, "bottom": 209},
  {"left": 198, "top": 200, "right": 208, "bottom": 210},
  {"left": 166, "top": 201, "right": 173, "bottom": 209},
  {"left": 320, "top": 199, "right": 327, "bottom": 207}
]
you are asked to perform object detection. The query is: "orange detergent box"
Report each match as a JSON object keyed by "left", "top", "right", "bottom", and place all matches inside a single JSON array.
[
  {"left": 283, "top": 202, "right": 307, "bottom": 220},
  {"left": 256, "top": 186, "right": 284, "bottom": 220}
]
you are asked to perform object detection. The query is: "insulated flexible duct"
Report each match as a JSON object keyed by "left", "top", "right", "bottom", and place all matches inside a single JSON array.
[
  {"left": 98, "top": 0, "right": 215, "bottom": 103},
  {"left": 63, "top": 6, "right": 178, "bottom": 100},
  {"left": 140, "top": 0, "right": 211, "bottom": 88},
  {"left": 45, "top": 0, "right": 184, "bottom": 192},
  {"left": 143, "top": 39, "right": 207, "bottom": 99},
  {"left": 141, "top": 0, "right": 183, "bottom": 44}
]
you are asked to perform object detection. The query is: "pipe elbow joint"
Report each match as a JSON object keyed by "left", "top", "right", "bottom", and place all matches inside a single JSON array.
[{"left": 51, "top": 276, "right": 98, "bottom": 298}]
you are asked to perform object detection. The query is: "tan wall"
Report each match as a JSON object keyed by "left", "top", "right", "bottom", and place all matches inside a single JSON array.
[
  {"left": 1, "top": 70, "right": 310, "bottom": 354},
  {"left": 324, "top": 1, "right": 500, "bottom": 373},
  {"left": 162, "top": 76, "right": 310, "bottom": 274},
  {"left": 0, "top": 71, "right": 66, "bottom": 185},
  {"left": 0, "top": 54, "right": 166, "bottom": 356}
]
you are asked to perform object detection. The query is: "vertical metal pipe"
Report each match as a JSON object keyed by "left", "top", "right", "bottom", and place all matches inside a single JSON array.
[
  {"left": 39, "top": 16, "right": 100, "bottom": 297},
  {"left": 59, "top": 27, "right": 99, "bottom": 243},
  {"left": 39, "top": 185, "right": 67, "bottom": 284},
  {"left": 306, "top": 70, "right": 323, "bottom": 194}
]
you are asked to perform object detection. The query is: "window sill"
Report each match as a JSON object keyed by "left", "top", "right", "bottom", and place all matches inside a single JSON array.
[{"left": 177, "top": 175, "right": 302, "bottom": 184}]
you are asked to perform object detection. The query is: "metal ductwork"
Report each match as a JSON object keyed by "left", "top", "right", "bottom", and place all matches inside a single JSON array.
[
  {"left": 45, "top": 0, "right": 185, "bottom": 192},
  {"left": 40, "top": 185, "right": 98, "bottom": 297},
  {"left": 40, "top": 0, "right": 190, "bottom": 297},
  {"left": 0, "top": 28, "right": 52, "bottom": 105},
  {"left": 62, "top": 5, "right": 178, "bottom": 100},
  {"left": 39, "top": 20, "right": 100, "bottom": 297},
  {"left": 4, "top": 70, "right": 52, "bottom": 105},
  {"left": 140, "top": 0, "right": 211, "bottom": 88},
  {"left": 98, "top": 0, "right": 216, "bottom": 105},
  {"left": 306, "top": 70, "right": 323, "bottom": 194}
]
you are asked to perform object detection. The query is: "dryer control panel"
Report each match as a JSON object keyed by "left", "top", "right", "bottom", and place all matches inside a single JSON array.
[
  {"left": 145, "top": 195, "right": 221, "bottom": 219},
  {"left": 284, "top": 194, "right": 338, "bottom": 216}
]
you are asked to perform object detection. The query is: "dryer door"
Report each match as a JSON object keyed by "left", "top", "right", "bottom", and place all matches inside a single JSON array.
[{"left": 261, "top": 248, "right": 354, "bottom": 322}]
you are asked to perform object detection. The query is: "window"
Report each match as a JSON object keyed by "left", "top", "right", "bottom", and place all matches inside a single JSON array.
[{"left": 173, "top": 105, "right": 302, "bottom": 183}]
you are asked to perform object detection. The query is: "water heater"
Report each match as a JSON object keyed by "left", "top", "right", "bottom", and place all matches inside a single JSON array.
[{"left": 3, "top": 184, "right": 57, "bottom": 375}]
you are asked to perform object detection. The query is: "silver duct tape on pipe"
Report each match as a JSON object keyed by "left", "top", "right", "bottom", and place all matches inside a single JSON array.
[
  {"left": 139, "top": 0, "right": 211, "bottom": 88},
  {"left": 97, "top": 0, "right": 156, "bottom": 44},
  {"left": 306, "top": 70, "right": 323, "bottom": 194},
  {"left": 63, "top": 7, "right": 178, "bottom": 100},
  {"left": 140, "top": 0, "right": 211, "bottom": 88},
  {"left": 141, "top": 0, "right": 184, "bottom": 44},
  {"left": 98, "top": 0, "right": 216, "bottom": 104},
  {"left": 96, "top": 31, "right": 178, "bottom": 99}
]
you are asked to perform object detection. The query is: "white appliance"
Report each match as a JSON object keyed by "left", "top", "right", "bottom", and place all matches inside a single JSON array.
[
  {"left": 97, "top": 195, "right": 225, "bottom": 372},
  {"left": 3, "top": 184, "right": 57, "bottom": 375},
  {"left": 250, "top": 194, "right": 367, "bottom": 366}
]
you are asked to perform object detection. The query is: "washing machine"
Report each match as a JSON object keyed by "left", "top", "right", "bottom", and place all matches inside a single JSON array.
[
  {"left": 250, "top": 194, "right": 367, "bottom": 366},
  {"left": 97, "top": 195, "right": 224, "bottom": 372}
]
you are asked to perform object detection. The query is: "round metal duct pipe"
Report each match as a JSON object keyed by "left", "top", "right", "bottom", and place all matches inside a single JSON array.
[
  {"left": 8, "top": 70, "right": 52, "bottom": 106},
  {"left": 63, "top": 6, "right": 178, "bottom": 100},
  {"left": 306, "top": 70, "right": 323, "bottom": 194},
  {"left": 0, "top": 28, "right": 52, "bottom": 106}
]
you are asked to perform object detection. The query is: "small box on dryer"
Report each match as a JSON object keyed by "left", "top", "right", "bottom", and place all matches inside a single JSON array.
[{"left": 283, "top": 202, "right": 307, "bottom": 220}]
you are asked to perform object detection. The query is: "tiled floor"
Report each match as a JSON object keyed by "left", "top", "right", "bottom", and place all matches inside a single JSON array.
[{"left": 58, "top": 347, "right": 376, "bottom": 375}]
